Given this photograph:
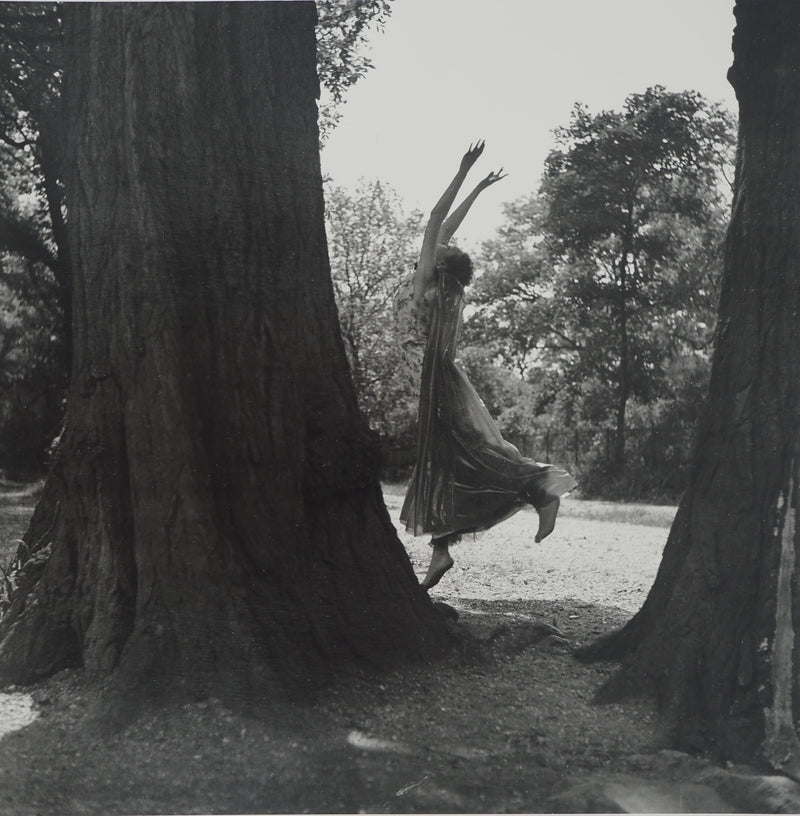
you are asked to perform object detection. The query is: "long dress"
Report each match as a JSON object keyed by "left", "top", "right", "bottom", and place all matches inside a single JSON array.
[
  {"left": 394, "top": 275, "right": 437, "bottom": 404},
  {"left": 399, "top": 271, "right": 576, "bottom": 539}
]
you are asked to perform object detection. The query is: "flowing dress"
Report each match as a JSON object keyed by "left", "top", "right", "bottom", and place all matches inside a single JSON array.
[
  {"left": 398, "top": 271, "right": 576, "bottom": 538},
  {"left": 394, "top": 276, "right": 436, "bottom": 403}
]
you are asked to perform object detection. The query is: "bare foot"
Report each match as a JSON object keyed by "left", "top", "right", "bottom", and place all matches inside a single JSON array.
[
  {"left": 535, "top": 496, "right": 560, "bottom": 543},
  {"left": 421, "top": 550, "right": 454, "bottom": 590}
]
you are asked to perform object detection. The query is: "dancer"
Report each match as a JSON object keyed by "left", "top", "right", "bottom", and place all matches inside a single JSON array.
[{"left": 396, "top": 141, "right": 577, "bottom": 590}]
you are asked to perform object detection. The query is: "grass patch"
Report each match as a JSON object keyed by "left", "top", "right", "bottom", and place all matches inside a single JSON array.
[
  {"left": 0, "top": 479, "right": 44, "bottom": 506},
  {"left": 558, "top": 498, "right": 676, "bottom": 528},
  {"left": 0, "top": 485, "right": 38, "bottom": 565},
  {"left": 0, "top": 506, "right": 33, "bottom": 560},
  {"left": 381, "top": 482, "right": 677, "bottom": 529}
]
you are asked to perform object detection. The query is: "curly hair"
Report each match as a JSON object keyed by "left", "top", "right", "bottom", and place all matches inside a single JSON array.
[{"left": 436, "top": 246, "right": 474, "bottom": 287}]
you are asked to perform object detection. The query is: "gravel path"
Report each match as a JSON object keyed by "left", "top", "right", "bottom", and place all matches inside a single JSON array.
[
  {"left": 385, "top": 495, "right": 672, "bottom": 612},
  {"left": 0, "top": 692, "right": 37, "bottom": 737}
]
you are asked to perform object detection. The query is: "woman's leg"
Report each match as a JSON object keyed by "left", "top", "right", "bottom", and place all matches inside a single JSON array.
[
  {"left": 421, "top": 533, "right": 456, "bottom": 590},
  {"left": 526, "top": 483, "right": 562, "bottom": 543},
  {"left": 534, "top": 495, "right": 560, "bottom": 542}
]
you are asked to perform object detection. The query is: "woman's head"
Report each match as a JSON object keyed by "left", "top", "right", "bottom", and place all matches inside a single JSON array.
[{"left": 435, "top": 245, "right": 474, "bottom": 287}]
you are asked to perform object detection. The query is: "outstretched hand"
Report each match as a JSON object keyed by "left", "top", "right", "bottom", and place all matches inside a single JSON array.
[
  {"left": 460, "top": 140, "right": 485, "bottom": 170},
  {"left": 479, "top": 168, "right": 508, "bottom": 189}
]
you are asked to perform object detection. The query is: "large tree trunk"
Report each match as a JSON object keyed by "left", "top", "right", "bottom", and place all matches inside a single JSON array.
[
  {"left": 0, "top": 2, "right": 451, "bottom": 700},
  {"left": 577, "top": 1, "right": 800, "bottom": 769}
]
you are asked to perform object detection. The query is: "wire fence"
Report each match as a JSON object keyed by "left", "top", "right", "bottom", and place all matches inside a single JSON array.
[
  {"left": 514, "top": 424, "right": 689, "bottom": 466},
  {"left": 512, "top": 423, "right": 695, "bottom": 499},
  {"left": 383, "top": 422, "right": 697, "bottom": 502}
]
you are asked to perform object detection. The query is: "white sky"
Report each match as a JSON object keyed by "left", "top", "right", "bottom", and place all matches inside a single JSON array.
[{"left": 320, "top": 0, "right": 738, "bottom": 250}]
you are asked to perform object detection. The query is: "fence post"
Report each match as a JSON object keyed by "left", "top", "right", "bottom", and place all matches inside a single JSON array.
[
  {"left": 574, "top": 427, "right": 580, "bottom": 468},
  {"left": 650, "top": 421, "right": 657, "bottom": 466},
  {"left": 545, "top": 429, "right": 550, "bottom": 462}
]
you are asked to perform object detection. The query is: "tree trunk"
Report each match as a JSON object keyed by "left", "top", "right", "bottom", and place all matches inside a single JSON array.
[
  {"left": 613, "top": 255, "right": 629, "bottom": 474},
  {"left": 577, "top": 1, "right": 800, "bottom": 768},
  {"left": 37, "top": 121, "right": 72, "bottom": 373},
  {"left": 0, "top": 2, "right": 451, "bottom": 701}
]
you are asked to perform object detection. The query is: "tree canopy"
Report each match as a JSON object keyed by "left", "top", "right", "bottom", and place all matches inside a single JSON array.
[
  {"left": 325, "top": 179, "right": 421, "bottom": 447},
  {"left": 316, "top": 0, "right": 392, "bottom": 142},
  {"left": 466, "top": 86, "right": 735, "bottom": 496}
]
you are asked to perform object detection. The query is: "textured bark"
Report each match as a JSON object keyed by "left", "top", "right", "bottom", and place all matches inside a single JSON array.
[
  {"left": 37, "top": 123, "right": 72, "bottom": 370},
  {"left": 577, "top": 1, "right": 800, "bottom": 766},
  {"left": 0, "top": 3, "right": 451, "bottom": 700}
]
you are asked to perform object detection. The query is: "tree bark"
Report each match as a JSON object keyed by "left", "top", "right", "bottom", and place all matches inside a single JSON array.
[
  {"left": 577, "top": 0, "right": 800, "bottom": 767},
  {"left": 37, "top": 120, "right": 72, "bottom": 372},
  {"left": 0, "top": 2, "right": 451, "bottom": 701}
]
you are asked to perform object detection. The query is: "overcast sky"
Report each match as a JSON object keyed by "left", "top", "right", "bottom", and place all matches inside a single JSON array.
[{"left": 320, "top": 0, "right": 739, "bottom": 250}]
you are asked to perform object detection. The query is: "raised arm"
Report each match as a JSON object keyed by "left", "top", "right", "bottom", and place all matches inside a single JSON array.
[
  {"left": 413, "top": 141, "right": 485, "bottom": 301},
  {"left": 438, "top": 168, "right": 507, "bottom": 245}
]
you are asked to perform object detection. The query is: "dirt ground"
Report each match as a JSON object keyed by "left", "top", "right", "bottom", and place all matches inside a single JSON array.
[{"left": 0, "top": 493, "right": 795, "bottom": 814}]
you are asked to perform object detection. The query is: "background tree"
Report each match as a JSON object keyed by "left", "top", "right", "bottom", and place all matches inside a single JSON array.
[
  {"left": 463, "top": 197, "right": 550, "bottom": 378},
  {"left": 316, "top": 0, "right": 392, "bottom": 143},
  {"left": 541, "top": 87, "right": 734, "bottom": 474},
  {"left": 0, "top": 252, "right": 62, "bottom": 478},
  {"left": 0, "top": 2, "right": 450, "bottom": 699},
  {"left": 324, "top": 178, "right": 421, "bottom": 455},
  {"left": 0, "top": 4, "right": 68, "bottom": 475},
  {"left": 578, "top": 0, "right": 800, "bottom": 770},
  {"left": 466, "top": 88, "right": 734, "bottom": 497},
  {"left": 0, "top": 3, "right": 67, "bottom": 304}
]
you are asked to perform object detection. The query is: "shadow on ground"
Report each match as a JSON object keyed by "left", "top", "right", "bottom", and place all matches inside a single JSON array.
[{"left": 1, "top": 598, "right": 799, "bottom": 813}]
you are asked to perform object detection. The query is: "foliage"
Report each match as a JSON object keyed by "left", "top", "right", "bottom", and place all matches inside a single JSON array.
[
  {"left": 560, "top": 355, "right": 711, "bottom": 502},
  {"left": 316, "top": 0, "right": 392, "bottom": 143},
  {"left": 0, "top": 3, "right": 67, "bottom": 474},
  {"left": 457, "top": 344, "right": 543, "bottom": 449},
  {"left": 0, "top": 6, "right": 69, "bottom": 475},
  {"left": 324, "top": 179, "right": 422, "bottom": 458},
  {"left": 0, "top": 3, "right": 66, "bottom": 281},
  {"left": 0, "top": 253, "right": 64, "bottom": 477},
  {"left": 466, "top": 87, "right": 735, "bottom": 496}
]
